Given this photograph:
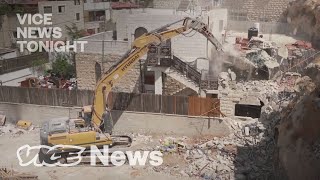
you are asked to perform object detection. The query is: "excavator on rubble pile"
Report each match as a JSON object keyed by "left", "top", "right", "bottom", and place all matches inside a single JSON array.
[{"left": 38, "top": 17, "right": 224, "bottom": 164}]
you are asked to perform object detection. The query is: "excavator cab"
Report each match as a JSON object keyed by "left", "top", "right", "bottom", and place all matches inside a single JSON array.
[
  {"left": 39, "top": 117, "right": 131, "bottom": 165},
  {"left": 81, "top": 105, "right": 93, "bottom": 127}
]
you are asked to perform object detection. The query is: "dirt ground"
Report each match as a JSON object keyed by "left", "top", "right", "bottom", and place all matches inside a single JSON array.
[{"left": 0, "top": 128, "right": 195, "bottom": 180}]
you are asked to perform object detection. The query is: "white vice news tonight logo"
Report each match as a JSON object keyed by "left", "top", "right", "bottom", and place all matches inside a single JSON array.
[{"left": 17, "top": 145, "right": 163, "bottom": 167}]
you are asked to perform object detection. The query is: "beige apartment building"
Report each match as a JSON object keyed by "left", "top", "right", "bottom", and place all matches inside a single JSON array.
[
  {"left": 38, "top": 0, "right": 85, "bottom": 41},
  {"left": 0, "top": 0, "right": 85, "bottom": 51}
]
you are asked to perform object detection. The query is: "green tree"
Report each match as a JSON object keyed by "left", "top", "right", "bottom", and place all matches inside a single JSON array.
[
  {"left": 65, "top": 23, "right": 86, "bottom": 41},
  {"left": 0, "top": 3, "right": 11, "bottom": 15},
  {"left": 31, "top": 58, "right": 47, "bottom": 75},
  {"left": 0, "top": 4, "right": 24, "bottom": 15},
  {"left": 139, "top": 0, "right": 153, "bottom": 8},
  {"left": 51, "top": 54, "right": 75, "bottom": 79}
]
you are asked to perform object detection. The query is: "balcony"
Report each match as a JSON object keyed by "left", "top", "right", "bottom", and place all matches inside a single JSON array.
[
  {"left": 84, "top": 1, "right": 110, "bottom": 11},
  {"left": 85, "top": 10, "right": 105, "bottom": 22}
]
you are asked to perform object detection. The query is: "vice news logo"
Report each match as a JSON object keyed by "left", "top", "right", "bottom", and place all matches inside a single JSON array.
[
  {"left": 16, "top": 14, "right": 88, "bottom": 53},
  {"left": 17, "top": 145, "right": 163, "bottom": 167}
]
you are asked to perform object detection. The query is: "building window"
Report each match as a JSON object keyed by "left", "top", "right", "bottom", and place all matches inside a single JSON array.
[
  {"left": 43, "top": 6, "right": 52, "bottom": 14},
  {"left": 87, "top": 29, "right": 95, "bottom": 35},
  {"left": 74, "top": 0, "right": 81, "bottom": 5},
  {"left": 12, "top": 31, "right": 17, "bottom": 38},
  {"left": 58, "top": 6, "right": 65, "bottom": 13},
  {"left": 144, "top": 71, "right": 155, "bottom": 85},
  {"left": 76, "top": 13, "right": 80, "bottom": 21}
]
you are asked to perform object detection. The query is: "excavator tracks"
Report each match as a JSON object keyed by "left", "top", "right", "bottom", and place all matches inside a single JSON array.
[{"left": 38, "top": 135, "right": 132, "bottom": 166}]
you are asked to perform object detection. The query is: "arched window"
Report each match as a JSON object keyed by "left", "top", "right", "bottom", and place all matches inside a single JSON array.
[{"left": 134, "top": 27, "right": 148, "bottom": 39}]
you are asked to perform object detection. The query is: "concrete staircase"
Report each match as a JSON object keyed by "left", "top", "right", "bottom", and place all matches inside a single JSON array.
[
  {"left": 168, "top": 87, "right": 187, "bottom": 96},
  {"left": 161, "top": 55, "right": 218, "bottom": 96},
  {"left": 164, "top": 67, "right": 203, "bottom": 95}
]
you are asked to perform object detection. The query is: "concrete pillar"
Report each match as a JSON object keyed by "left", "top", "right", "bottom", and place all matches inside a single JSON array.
[
  {"left": 105, "top": 9, "right": 111, "bottom": 21},
  {"left": 200, "top": 91, "right": 206, "bottom": 97},
  {"left": 154, "top": 69, "right": 163, "bottom": 95}
]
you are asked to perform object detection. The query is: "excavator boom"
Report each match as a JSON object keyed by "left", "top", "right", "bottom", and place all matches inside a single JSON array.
[{"left": 91, "top": 17, "right": 223, "bottom": 127}]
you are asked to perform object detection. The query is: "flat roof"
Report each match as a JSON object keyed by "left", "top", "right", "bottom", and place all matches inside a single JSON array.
[
  {"left": 0, "top": 48, "right": 15, "bottom": 55},
  {"left": 5, "top": 0, "right": 46, "bottom": 5}
]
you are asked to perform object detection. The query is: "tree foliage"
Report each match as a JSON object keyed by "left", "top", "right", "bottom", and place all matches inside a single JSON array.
[
  {"left": 139, "top": 0, "right": 153, "bottom": 8},
  {"left": 0, "top": 3, "right": 11, "bottom": 15},
  {"left": 65, "top": 23, "right": 86, "bottom": 41},
  {"left": 31, "top": 58, "right": 47, "bottom": 75},
  {"left": 51, "top": 54, "right": 75, "bottom": 79},
  {"left": 0, "top": 4, "right": 24, "bottom": 15}
]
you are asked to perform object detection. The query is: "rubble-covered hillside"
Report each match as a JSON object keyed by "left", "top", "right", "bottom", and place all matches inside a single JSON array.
[
  {"left": 275, "top": 63, "right": 320, "bottom": 180},
  {"left": 285, "top": 0, "right": 320, "bottom": 47}
]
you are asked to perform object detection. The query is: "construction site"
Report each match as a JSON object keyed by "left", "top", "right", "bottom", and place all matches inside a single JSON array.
[{"left": 0, "top": 0, "right": 320, "bottom": 179}]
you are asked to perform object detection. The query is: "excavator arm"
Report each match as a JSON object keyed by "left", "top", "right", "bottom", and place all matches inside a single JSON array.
[{"left": 91, "top": 17, "right": 223, "bottom": 128}]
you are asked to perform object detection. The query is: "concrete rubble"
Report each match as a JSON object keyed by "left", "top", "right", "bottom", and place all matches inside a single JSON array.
[
  {"left": 276, "top": 74, "right": 320, "bottom": 179},
  {"left": 225, "top": 28, "right": 319, "bottom": 82},
  {"left": 146, "top": 110, "right": 281, "bottom": 180},
  {"left": 0, "top": 123, "right": 36, "bottom": 137},
  {"left": 0, "top": 167, "right": 38, "bottom": 179},
  {"left": 0, "top": 112, "right": 5, "bottom": 126},
  {"left": 143, "top": 77, "right": 287, "bottom": 179},
  {"left": 146, "top": 62, "right": 320, "bottom": 179}
]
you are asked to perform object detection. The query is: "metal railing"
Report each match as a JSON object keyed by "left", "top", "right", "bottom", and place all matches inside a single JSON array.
[
  {"left": 172, "top": 55, "right": 218, "bottom": 90},
  {"left": 0, "top": 52, "right": 48, "bottom": 75},
  {"left": 172, "top": 55, "right": 201, "bottom": 83}
]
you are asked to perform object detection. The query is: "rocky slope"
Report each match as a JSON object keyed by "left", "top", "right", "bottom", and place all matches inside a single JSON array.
[
  {"left": 284, "top": 0, "right": 320, "bottom": 48},
  {"left": 276, "top": 65, "right": 320, "bottom": 179}
]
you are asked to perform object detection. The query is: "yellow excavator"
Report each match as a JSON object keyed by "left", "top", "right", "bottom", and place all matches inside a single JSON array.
[{"left": 39, "top": 17, "right": 223, "bottom": 164}]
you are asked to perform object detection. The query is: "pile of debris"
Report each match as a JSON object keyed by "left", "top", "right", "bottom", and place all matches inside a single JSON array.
[
  {"left": 0, "top": 120, "right": 35, "bottom": 137},
  {"left": 226, "top": 29, "right": 319, "bottom": 82},
  {"left": 0, "top": 167, "right": 38, "bottom": 180},
  {"left": 148, "top": 68, "right": 317, "bottom": 179},
  {"left": 219, "top": 69, "right": 280, "bottom": 104},
  {"left": 149, "top": 111, "right": 280, "bottom": 179},
  {"left": 20, "top": 75, "right": 77, "bottom": 90},
  {"left": 229, "top": 35, "right": 280, "bottom": 80}
]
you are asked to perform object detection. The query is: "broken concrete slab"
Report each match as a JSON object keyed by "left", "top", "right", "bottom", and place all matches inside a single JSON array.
[{"left": 0, "top": 112, "right": 5, "bottom": 126}]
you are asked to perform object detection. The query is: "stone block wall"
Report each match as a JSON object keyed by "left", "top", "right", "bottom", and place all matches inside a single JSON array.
[
  {"left": 223, "top": 0, "right": 292, "bottom": 22},
  {"left": 76, "top": 53, "right": 198, "bottom": 96},
  {"left": 77, "top": 38, "right": 128, "bottom": 55},
  {"left": 163, "top": 75, "right": 186, "bottom": 95},
  {"left": 76, "top": 53, "right": 142, "bottom": 93},
  {"left": 219, "top": 90, "right": 242, "bottom": 117}
]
